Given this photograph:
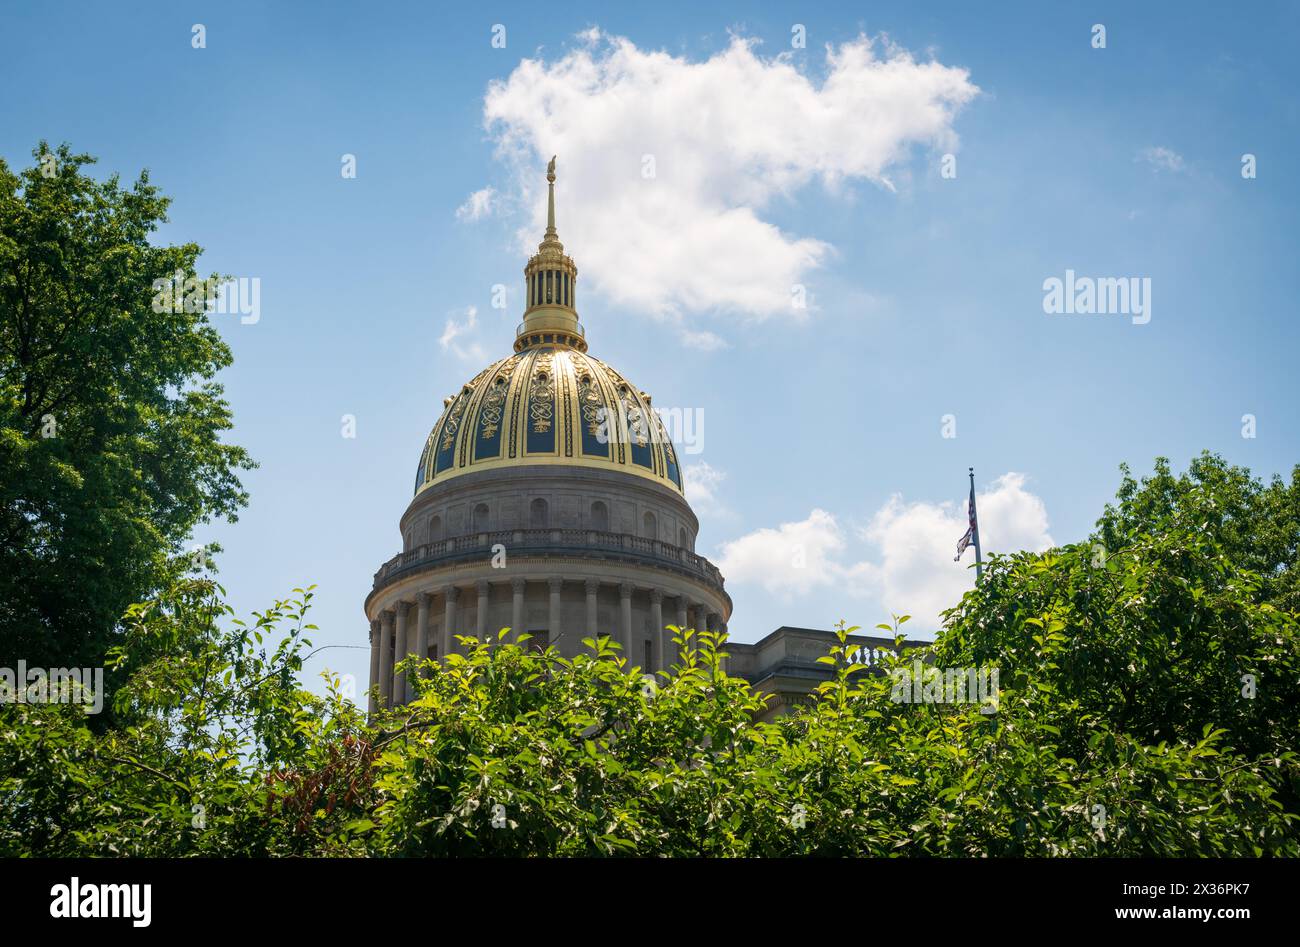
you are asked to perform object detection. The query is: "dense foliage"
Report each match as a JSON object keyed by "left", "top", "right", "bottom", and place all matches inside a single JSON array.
[
  {"left": 2, "top": 456, "right": 1296, "bottom": 856},
  {"left": 0, "top": 143, "right": 253, "bottom": 684}
]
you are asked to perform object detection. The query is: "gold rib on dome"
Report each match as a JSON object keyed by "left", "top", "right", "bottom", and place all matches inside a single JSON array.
[{"left": 414, "top": 158, "right": 685, "bottom": 497}]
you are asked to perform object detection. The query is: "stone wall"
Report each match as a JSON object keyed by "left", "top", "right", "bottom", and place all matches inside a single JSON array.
[{"left": 399, "top": 464, "right": 698, "bottom": 553}]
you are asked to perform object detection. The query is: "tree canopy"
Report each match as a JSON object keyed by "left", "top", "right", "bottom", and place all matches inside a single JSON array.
[
  {"left": 3, "top": 454, "right": 1296, "bottom": 857},
  {"left": 0, "top": 143, "right": 253, "bottom": 683}
]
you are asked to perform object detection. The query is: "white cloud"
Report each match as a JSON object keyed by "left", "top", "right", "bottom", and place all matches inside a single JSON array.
[
  {"left": 456, "top": 186, "right": 497, "bottom": 221},
  {"left": 439, "top": 305, "right": 486, "bottom": 362},
  {"left": 717, "top": 473, "right": 1054, "bottom": 628},
  {"left": 679, "top": 327, "right": 728, "bottom": 352},
  {"left": 683, "top": 461, "right": 729, "bottom": 517},
  {"left": 861, "top": 472, "right": 1053, "bottom": 627},
  {"left": 477, "top": 30, "right": 978, "bottom": 343},
  {"left": 716, "top": 508, "right": 849, "bottom": 600},
  {"left": 1137, "top": 146, "right": 1185, "bottom": 173}
]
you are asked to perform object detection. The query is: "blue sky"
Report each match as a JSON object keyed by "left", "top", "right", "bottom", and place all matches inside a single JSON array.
[{"left": 3, "top": 1, "right": 1297, "bottom": 695}]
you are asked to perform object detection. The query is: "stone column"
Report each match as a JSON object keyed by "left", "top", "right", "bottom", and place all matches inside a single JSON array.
[
  {"left": 393, "top": 601, "right": 410, "bottom": 705},
  {"left": 707, "top": 613, "right": 723, "bottom": 671},
  {"left": 476, "top": 579, "right": 491, "bottom": 641},
  {"left": 414, "top": 593, "right": 431, "bottom": 692},
  {"left": 649, "top": 589, "right": 664, "bottom": 674},
  {"left": 675, "top": 598, "right": 689, "bottom": 662},
  {"left": 692, "top": 604, "right": 708, "bottom": 641},
  {"left": 548, "top": 577, "right": 563, "bottom": 645},
  {"left": 442, "top": 586, "right": 459, "bottom": 658},
  {"left": 367, "top": 619, "right": 381, "bottom": 716},
  {"left": 511, "top": 577, "right": 525, "bottom": 642},
  {"left": 378, "top": 609, "right": 395, "bottom": 708},
  {"left": 585, "top": 578, "right": 599, "bottom": 640},
  {"left": 619, "top": 583, "right": 634, "bottom": 658}
]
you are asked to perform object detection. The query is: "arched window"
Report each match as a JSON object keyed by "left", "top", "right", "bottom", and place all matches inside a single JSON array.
[
  {"left": 473, "top": 503, "right": 490, "bottom": 533},
  {"left": 591, "top": 501, "right": 609, "bottom": 532},
  {"left": 429, "top": 515, "right": 443, "bottom": 542},
  {"left": 642, "top": 511, "right": 657, "bottom": 540},
  {"left": 530, "top": 498, "right": 549, "bottom": 528}
]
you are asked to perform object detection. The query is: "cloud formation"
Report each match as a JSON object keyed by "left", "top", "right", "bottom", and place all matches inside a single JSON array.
[
  {"left": 716, "top": 473, "right": 1054, "bottom": 629},
  {"left": 455, "top": 186, "right": 497, "bottom": 221},
  {"left": 715, "top": 507, "right": 849, "bottom": 598},
  {"left": 1137, "top": 146, "right": 1185, "bottom": 173},
  {"left": 683, "top": 461, "right": 730, "bottom": 517},
  {"left": 476, "top": 30, "right": 978, "bottom": 343},
  {"left": 861, "top": 472, "right": 1054, "bottom": 626},
  {"left": 438, "top": 305, "right": 486, "bottom": 363}
]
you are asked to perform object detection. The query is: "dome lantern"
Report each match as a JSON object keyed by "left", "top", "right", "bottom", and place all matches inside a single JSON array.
[{"left": 515, "top": 156, "right": 586, "bottom": 353}]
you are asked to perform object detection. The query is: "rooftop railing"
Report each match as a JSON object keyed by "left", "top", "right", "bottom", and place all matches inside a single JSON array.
[
  {"left": 514, "top": 321, "right": 585, "bottom": 338},
  {"left": 373, "top": 527, "right": 726, "bottom": 593}
]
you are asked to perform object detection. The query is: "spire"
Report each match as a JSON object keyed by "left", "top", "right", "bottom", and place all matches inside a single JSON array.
[
  {"left": 516, "top": 156, "right": 585, "bottom": 353},
  {"left": 545, "top": 155, "right": 557, "bottom": 238}
]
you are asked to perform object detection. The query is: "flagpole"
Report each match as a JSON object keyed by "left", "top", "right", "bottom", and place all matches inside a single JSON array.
[{"left": 969, "top": 467, "right": 983, "bottom": 582}]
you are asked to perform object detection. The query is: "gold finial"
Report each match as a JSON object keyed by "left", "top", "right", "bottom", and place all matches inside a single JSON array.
[{"left": 545, "top": 156, "right": 557, "bottom": 237}]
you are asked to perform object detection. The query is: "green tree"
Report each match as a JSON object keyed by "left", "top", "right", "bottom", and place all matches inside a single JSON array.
[
  {"left": 933, "top": 453, "right": 1300, "bottom": 842},
  {"left": 0, "top": 579, "right": 374, "bottom": 856},
  {"left": 1095, "top": 451, "right": 1300, "bottom": 615},
  {"left": 0, "top": 142, "right": 254, "bottom": 681},
  {"left": 2, "top": 453, "right": 1295, "bottom": 856}
]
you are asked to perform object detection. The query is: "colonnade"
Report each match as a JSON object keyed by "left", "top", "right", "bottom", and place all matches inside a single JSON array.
[{"left": 367, "top": 578, "right": 723, "bottom": 712}]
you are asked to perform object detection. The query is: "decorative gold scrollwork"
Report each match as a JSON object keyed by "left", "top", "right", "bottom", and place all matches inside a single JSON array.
[
  {"left": 529, "top": 352, "right": 554, "bottom": 434},
  {"left": 479, "top": 356, "right": 520, "bottom": 439},
  {"left": 441, "top": 368, "right": 489, "bottom": 451}
]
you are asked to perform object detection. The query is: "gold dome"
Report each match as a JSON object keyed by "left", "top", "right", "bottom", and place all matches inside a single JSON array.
[
  {"left": 415, "top": 159, "right": 685, "bottom": 497},
  {"left": 415, "top": 348, "right": 683, "bottom": 496}
]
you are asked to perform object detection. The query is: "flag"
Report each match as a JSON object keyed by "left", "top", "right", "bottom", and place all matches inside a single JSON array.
[{"left": 954, "top": 477, "right": 978, "bottom": 561}]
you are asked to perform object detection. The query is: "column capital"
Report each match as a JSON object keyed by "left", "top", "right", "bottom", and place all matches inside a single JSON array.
[
  {"left": 443, "top": 585, "right": 460, "bottom": 602},
  {"left": 418, "top": 591, "right": 434, "bottom": 607},
  {"left": 584, "top": 578, "right": 600, "bottom": 594},
  {"left": 650, "top": 588, "right": 664, "bottom": 605},
  {"left": 619, "top": 582, "right": 634, "bottom": 599},
  {"left": 548, "top": 576, "right": 564, "bottom": 593},
  {"left": 395, "top": 600, "right": 411, "bottom": 617},
  {"left": 511, "top": 577, "right": 527, "bottom": 593},
  {"left": 477, "top": 579, "right": 491, "bottom": 596},
  {"left": 381, "top": 609, "right": 395, "bottom": 626}
]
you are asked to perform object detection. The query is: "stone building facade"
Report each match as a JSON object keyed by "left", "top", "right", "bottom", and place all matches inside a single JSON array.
[
  {"left": 364, "top": 160, "right": 730, "bottom": 712},
  {"left": 363, "top": 160, "right": 922, "bottom": 720}
]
